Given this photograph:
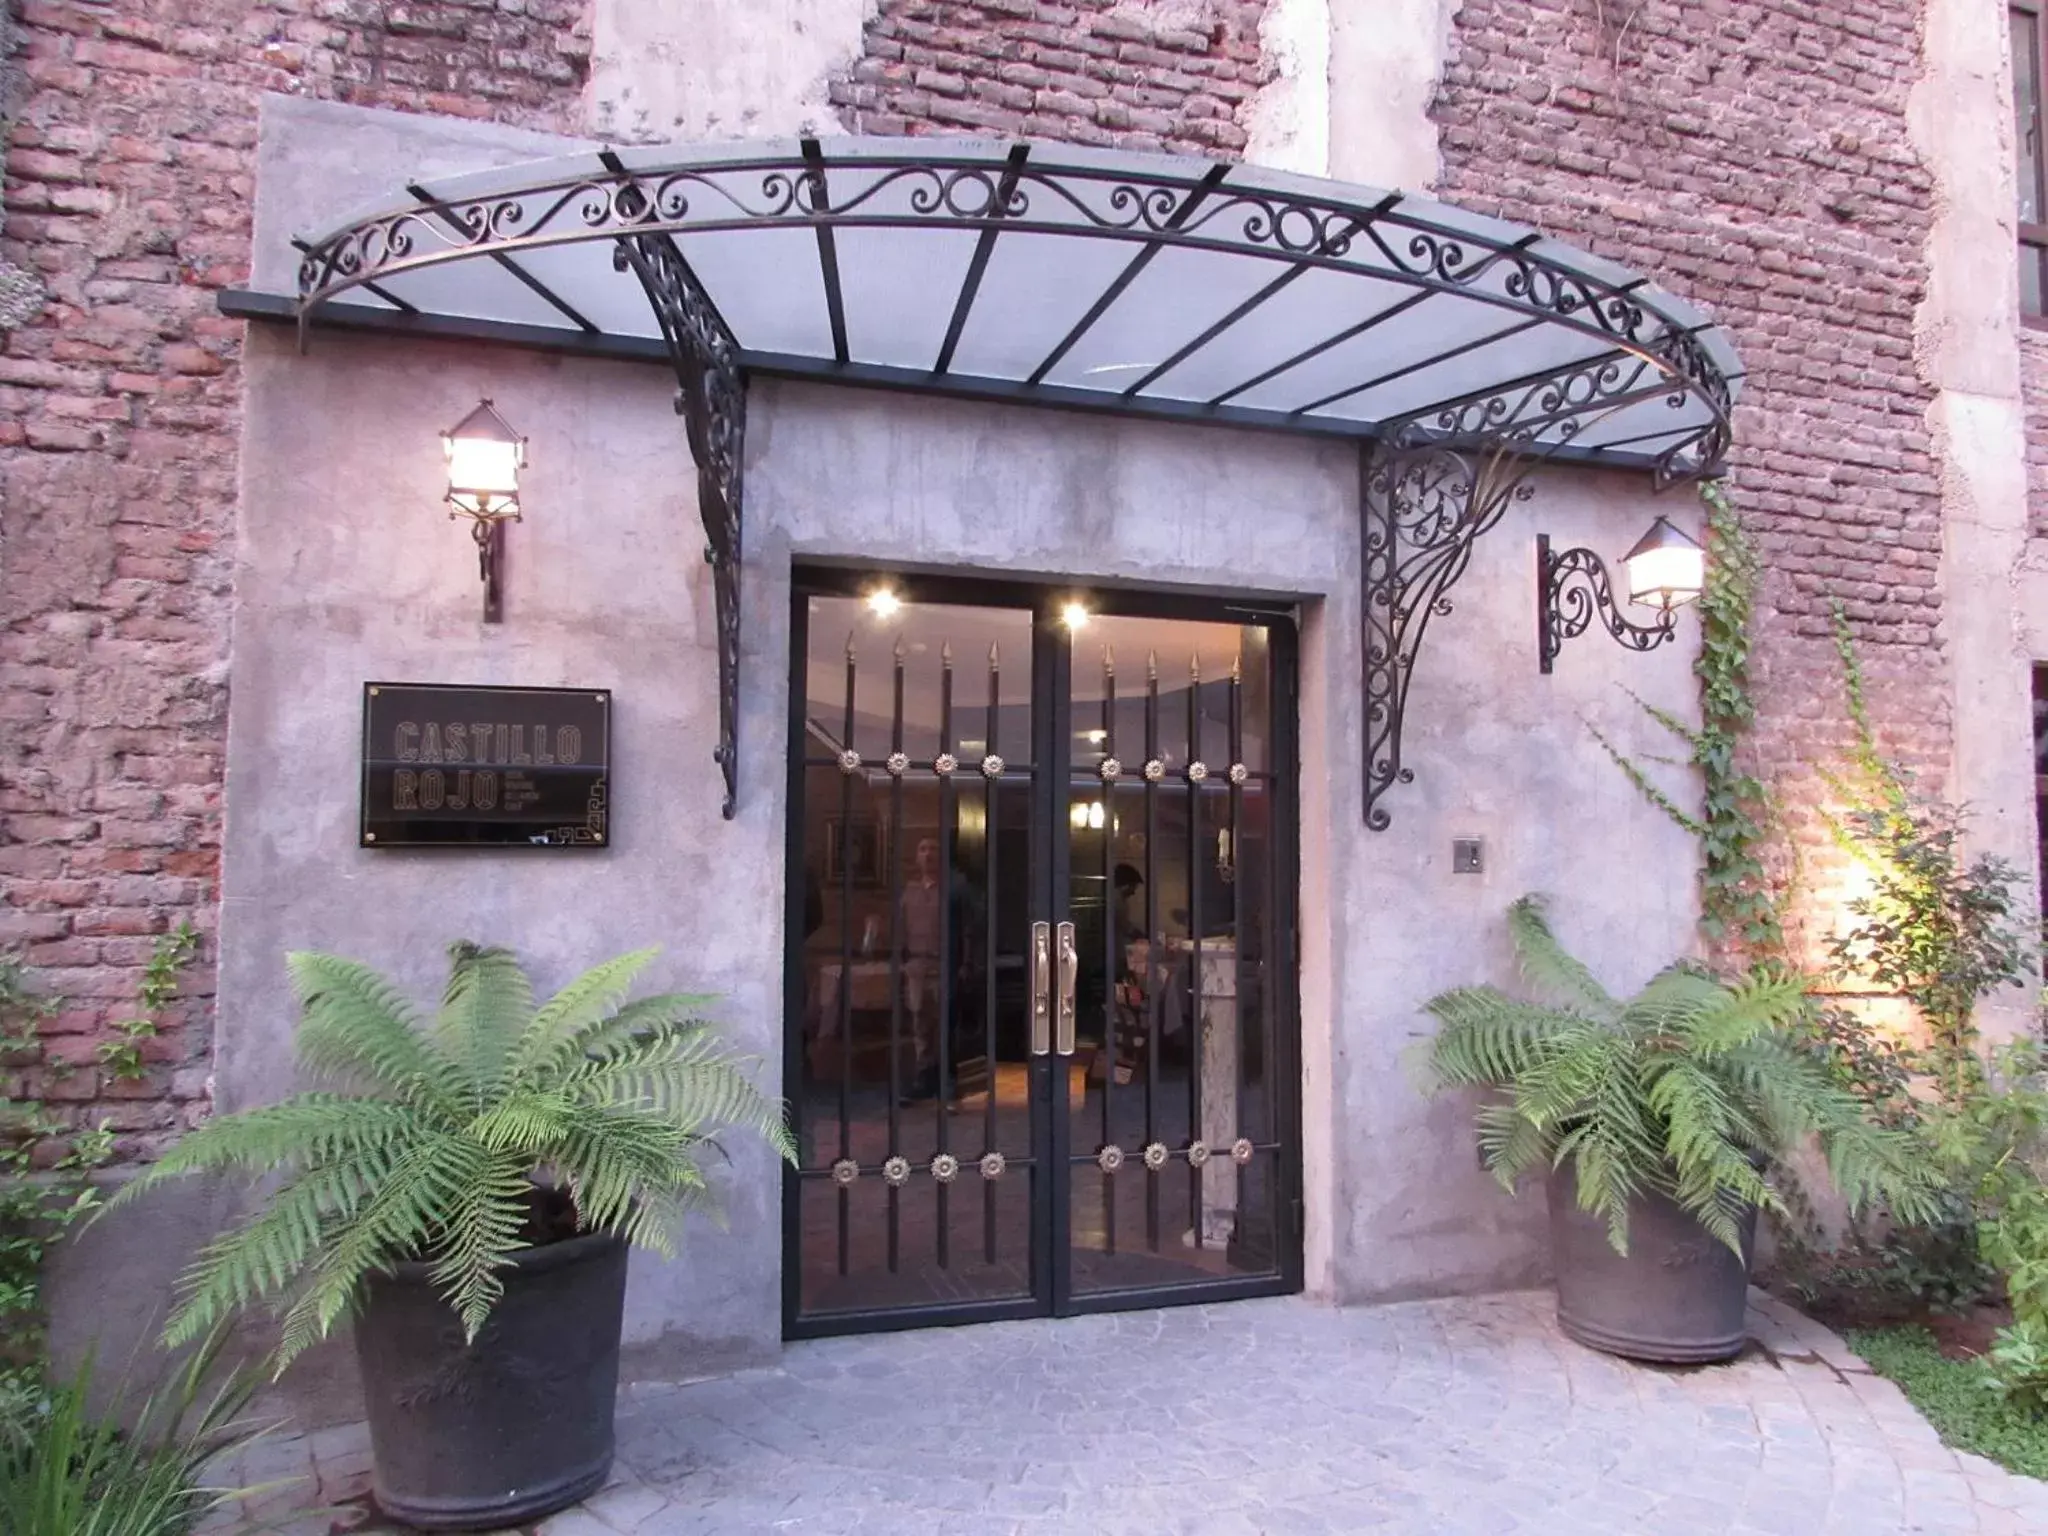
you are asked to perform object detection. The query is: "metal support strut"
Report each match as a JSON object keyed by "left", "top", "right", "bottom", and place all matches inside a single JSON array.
[{"left": 612, "top": 225, "right": 749, "bottom": 819}]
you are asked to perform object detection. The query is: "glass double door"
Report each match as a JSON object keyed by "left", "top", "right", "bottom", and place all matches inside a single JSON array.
[{"left": 784, "top": 573, "right": 1300, "bottom": 1336}]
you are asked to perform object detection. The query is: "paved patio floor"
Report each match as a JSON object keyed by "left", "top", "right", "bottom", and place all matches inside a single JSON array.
[{"left": 213, "top": 1289, "right": 2048, "bottom": 1535}]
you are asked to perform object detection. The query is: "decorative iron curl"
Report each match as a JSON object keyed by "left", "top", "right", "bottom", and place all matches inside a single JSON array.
[{"left": 1537, "top": 538, "right": 1676, "bottom": 675}]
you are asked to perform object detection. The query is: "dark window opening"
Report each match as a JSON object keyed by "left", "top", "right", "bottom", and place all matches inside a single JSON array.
[{"left": 2016, "top": 4, "right": 2047, "bottom": 318}]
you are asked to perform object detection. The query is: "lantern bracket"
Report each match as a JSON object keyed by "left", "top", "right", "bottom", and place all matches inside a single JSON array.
[{"left": 1536, "top": 534, "right": 1678, "bottom": 675}]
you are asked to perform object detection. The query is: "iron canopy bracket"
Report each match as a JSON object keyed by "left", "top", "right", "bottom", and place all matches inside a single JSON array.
[{"left": 612, "top": 227, "right": 748, "bottom": 821}]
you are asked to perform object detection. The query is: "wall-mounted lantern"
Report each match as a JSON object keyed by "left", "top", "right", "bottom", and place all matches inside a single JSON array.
[
  {"left": 1537, "top": 515, "right": 1704, "bottom": 674},
  {"left": 442, "top": 399, "right": 525, "bottom": 623}
]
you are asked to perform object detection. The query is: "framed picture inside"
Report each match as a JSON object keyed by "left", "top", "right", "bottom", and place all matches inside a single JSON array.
[{"left": 821, "top": 817, "right": 885, "bottom": 887}]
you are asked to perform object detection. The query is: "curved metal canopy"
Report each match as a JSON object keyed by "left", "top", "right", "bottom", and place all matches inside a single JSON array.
[
  {"left": 278, "top": 137, "right": 1745, "bottom": 830},
  {"left": 294, "top": 136, "right": 1740, "bottom": 481}
]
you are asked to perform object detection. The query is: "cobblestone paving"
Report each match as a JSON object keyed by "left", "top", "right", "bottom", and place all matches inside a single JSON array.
[{"left": 214, "top": 1289, "right": 2048, "bottom": 1535}]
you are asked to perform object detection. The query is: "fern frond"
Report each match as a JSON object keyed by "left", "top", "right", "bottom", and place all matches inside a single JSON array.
[
  {"left": 1473, "top": 1098, "right": 1550, "bottom": 1191},
  {"left": 423, "top": 1147, "right": 534, "bottom": 1341},
  {"left": 160, "top": 1158, "right": 390, "bottom": 1351},
  {"left": 287, "top": 953, "right": 463, "bottom": 1118},
  {"left": 269, "top": 1134, "right": 471, "bottom": 1370},
  {"left": 434, "top": 942, "right": 534, "bottom": 1109},
  {"left": 113, "top": 1097, "right": 418, "bottom": 1204},
  {"left": 1506, "top": 896, "right": 1617, "bottom": 1017},
  {"left": 569, "top": 1029, "right": 793, "bottom": 1159},
  {"left": 505, "top": 947, "right": 660, "bottom": 1084},
  {"left": 1422, "top": 988, "right": 1585, "bottom": 1089}
]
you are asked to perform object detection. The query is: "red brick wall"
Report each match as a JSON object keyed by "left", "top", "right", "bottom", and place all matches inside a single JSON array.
[
  {"left": 1431, "top": 0, "right": 1946, "bottom": 959},
  {"left": 0, "top": 1, "right": 589, "bottom": 1157},
  {"left": 826, "top": 0, "right": 1267, "bottom": 155}
]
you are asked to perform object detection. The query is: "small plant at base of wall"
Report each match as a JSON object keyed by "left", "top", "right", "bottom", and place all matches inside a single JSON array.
[
  {"left": 0, "top": 956, "right": 111, "bottom": 1440},
  {"left": 95, "top": 922, "right": 197, "bottom": 1083}
]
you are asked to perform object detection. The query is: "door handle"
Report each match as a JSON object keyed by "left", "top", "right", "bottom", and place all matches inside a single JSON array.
[
  {"left": 1055, "top": 921, "right": 1078, "bottom": 1056},
  {"left": 1030, "top": 921, "right": 1051, "bottom": 1056}
]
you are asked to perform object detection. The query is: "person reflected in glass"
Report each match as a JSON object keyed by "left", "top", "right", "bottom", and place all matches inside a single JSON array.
[{"left": 899, "top": 836, "right": 945, "bottom": 1103}]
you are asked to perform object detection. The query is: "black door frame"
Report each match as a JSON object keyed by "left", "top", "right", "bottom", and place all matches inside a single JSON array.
[{"left": 782, "top": 564, "right": 1304, "bottom": 1338}]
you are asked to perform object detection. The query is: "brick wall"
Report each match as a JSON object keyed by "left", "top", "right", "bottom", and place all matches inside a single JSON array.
[
  {"left": 0, "top": 1, "right": 589, "bottom": 1157},
  {"left": 826, "top": 0, "right": 1267, "bottom": 155},
  {"left": 1431, "top": 0, "right": 1947, "bottom": 960}
]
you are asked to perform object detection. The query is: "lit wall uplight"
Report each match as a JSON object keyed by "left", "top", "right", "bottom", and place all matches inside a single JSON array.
[{"left": 1068, "top": 800, "right": 1106, "bottom": 830}]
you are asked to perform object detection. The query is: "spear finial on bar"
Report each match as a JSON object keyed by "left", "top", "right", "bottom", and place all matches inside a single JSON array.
[
  {"left": 1147, "top": 649, "right": 1158, "bottom": 681},
  {"left": 1191, "top": 651, "right": 1201, "bottom": 685},
  {"left": 1104, "top": 644, "right": 1115, "bottom": 677},
  {"left": 989, "top": 641, "right": 1000, "bottom": 671},
  {"left": 894, "top": 635, "right": 907, "bottom": 663},
  {"left": 845, "top": 630, "right": 856, "bottom": 663},
  {"left": 942, "top": 640, "right": 953, "bottom": 667},
  {"left": 1232, "top": 652, "right": 1242, "bottom": 685}
]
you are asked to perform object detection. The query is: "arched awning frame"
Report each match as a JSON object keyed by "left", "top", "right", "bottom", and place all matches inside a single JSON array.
[{"left": 266, "top": 136, "right": 1745, "bottom": 827}]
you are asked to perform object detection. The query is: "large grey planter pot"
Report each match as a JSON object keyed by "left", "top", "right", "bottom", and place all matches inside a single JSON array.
[
  {"left": 353, "top": 1231, "right": 629, "bottom": 1530},
  {"left": 1547, "top": 1162, "right": 1755, "bottom": 1364}
]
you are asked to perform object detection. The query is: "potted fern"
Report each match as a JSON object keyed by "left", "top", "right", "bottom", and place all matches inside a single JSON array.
[
  {"left": 1422, "top": 896, "right": 1935, "bottom": 1364},
  {"left": 115, "top": 942, "right": 792, "bottom": 1530}
]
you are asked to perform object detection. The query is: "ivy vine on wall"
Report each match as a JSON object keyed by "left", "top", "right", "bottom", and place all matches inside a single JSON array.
[{"left": 1594, "top": 481, "right": 1781, "bottom": 954}]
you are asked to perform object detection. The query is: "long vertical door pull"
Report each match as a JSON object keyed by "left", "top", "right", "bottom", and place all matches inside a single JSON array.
[
  {"left": 1055, "top": 920, "right": 1078, "bottom": 1056},
  {"left": 1031, "top": 921, "right": 1052, "bottom": 1056}
]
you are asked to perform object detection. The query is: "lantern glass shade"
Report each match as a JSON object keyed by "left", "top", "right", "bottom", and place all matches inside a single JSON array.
[
  {"left": 1621, "top": 516, "right": 1705, "bottom": 612},
  {"left": 442, "top": 399, "right": 525, "bottom": 519}
]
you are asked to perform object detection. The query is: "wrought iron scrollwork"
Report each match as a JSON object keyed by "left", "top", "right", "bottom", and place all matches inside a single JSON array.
[
  {"left": 1359, "top": 435, "right": 1538, "bottom": 831},
  {"left": 1536, "top": 536, "right": 1676, "bottom": 675},
  {"left": 1361, "top": 316, "right": 1723, "bottom": 827},
  {"left": 611, "top": 230, "right": 747, "bottom": 819}
]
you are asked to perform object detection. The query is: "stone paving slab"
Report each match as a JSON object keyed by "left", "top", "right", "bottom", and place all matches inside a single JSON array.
[{"left": 201, "top": 1288, "right": 2048, "bottom": 1534}]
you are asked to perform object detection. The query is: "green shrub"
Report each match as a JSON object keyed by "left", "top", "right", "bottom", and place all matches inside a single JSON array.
[
  {"left": 0, "top": 1325, "right": 276, "bottom": 1536},
  {"left": 0, "top": 956, "right": 110, "bottom": 1428},
  {"left": 1848, "top": 1326, "right": 2048, "bottom": 1478}
]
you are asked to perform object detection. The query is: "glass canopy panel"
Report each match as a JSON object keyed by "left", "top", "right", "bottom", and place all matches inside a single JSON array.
[
  {"left": 362, "top": 257, "right": 578, "bottom": 330},
  {"left": 1224, "top": 294, "right": 1543, "bottom": 416},
  {"left": 1039, "top": 244, "right": 1300, "bottom": 394},
  {"left": 508, "top": 242, "right": 667, "bottom": 339},
  {"left": 674, "top": 227, "right": 834, "bottom": 357},
  {"left": 945, "top": 232, "right": 1148, "bottom": 382},
  {"left": 1132, "top": 266, "right": 1411, "bottom": 406},
  {"left": 832, "top": 227, "right": 982, "bottom": 370}
]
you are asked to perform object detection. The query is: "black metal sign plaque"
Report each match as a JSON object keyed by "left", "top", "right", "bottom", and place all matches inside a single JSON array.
[{"left": 360, "top": 683, "right": 610, "bottom": 848}]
